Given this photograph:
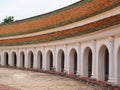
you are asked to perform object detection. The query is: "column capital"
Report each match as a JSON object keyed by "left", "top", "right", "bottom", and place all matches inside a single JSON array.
[
  {"left": 53, "top": 45, "right": 56, "bottom": 48},
  {"left": 34, "top": 47, "right": 36, "bottom": 49},
  {"left": 91, "top": 40, "right": 96, "bottom": 44},
  {"left": 17, "top": 48, "right": 19, "bottom": 51},
  {"left": 76, "top": 42, "right": 81, "bottom": 46},
  {"left": 25, "top": 47, "right": 27, "bottom": 50},
  {"left": 108, "top": 36, "right": 114, "bottom": 42},
  {"left": 66, "top": 44, "right": 68, "bottom": 46}
]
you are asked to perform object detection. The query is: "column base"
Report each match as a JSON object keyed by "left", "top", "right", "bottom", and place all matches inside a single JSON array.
[
  {"left": 108, "top": 77, "right": 116, "bottom": 85},
  {"left": 91, "top": 75, "right": 97, "bottom": 80}
]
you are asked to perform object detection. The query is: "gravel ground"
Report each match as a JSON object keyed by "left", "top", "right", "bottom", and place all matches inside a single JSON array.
[{"left": 0, "top": 68, "right": 98, "bottom": 90}]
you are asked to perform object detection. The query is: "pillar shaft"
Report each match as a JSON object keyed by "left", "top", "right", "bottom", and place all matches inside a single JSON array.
[
  {"left": 108, "top": 37, "right": 116, "bottom": 84},
  {"left": 91, "top": 40, "right": 97, "bottom": 79}
]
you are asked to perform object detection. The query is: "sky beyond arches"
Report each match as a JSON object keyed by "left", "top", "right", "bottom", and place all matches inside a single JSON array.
[{"left": 0, "top": 0, "right": 80, "bottom": 22}]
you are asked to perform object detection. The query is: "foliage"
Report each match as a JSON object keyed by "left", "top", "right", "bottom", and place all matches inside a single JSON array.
[{"left": 1, "top": 16, "right": 14, "bottom": 24}]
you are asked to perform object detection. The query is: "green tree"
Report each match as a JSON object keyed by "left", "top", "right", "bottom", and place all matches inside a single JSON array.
[{"left": 1, "top": 16, "right": 14, "bottom": 24}]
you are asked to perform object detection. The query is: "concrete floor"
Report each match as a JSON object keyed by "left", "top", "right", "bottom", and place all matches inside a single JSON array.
[{"left": 0, "top": 68, "right": 97, "bottom": 90}]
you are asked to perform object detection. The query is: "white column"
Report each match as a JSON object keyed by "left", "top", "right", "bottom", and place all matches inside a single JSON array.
[
  {"left": 9, "top": 50, "right": 13, "bottom": 66},
  {"left": 1, "top": 50, "right": 5, "bottom": 66},
  {"left": 91, "top": 40, "right": 97, "bottom": 79},
  {"left": 66, "top": 45, "right": 70, "bottom": 74},
  {"left": 81, "top": 46, "right": 86, "bottom": 76},
  {"left": 33, "top": 48, "right": 37, "bottom": 69},
  {"left": 42, "top": 47, "right": 45, "bottom": 70},
  {"left": 53, "top": 46, "right": 56, "bottom": 71},
  {"left": 16, "top": 49, "right": 20, "bottom": 67},
  {"left": 55, "top": 48, "right": 58, "bottom": 71},
  {"left": 77, "top": 43, "right": 81, "bottom": 75},
  {"left": 67, "top": 52, "right": 71, "bottom": 74},
  {"left": 44, "top": 47, "right": 48, "bottom": 70},
  {"left": 25, "top": 49, "right": 28, "bottom": 68},
  {"left": 17, "top": 50, "right": 21, "bottom": 68},
  {"left": 108, "top": 37, "right": 116, "bottom": 84}
]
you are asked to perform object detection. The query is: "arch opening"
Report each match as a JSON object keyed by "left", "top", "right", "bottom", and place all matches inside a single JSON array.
[
  {"left": 50, "top": 51, "right": 53, "bottom": 70},
  {"left": 20, "top": 52, "right": 25, "bottom": 68},
  {"left": 28, "top": 51, "right": 34, "bottom": 68},
  {"left": 88, "top": 49, "right": 92, "bottom": 77},
  {"left": 57, "top": 50, "right": 65, "bottom": 72},
  {"left": 98, "top": 45, "right": 109, "bottom": 81},
  {"left": 37, "top": 51, "right": 42, "bottom": 69},
  {"left": 4, "top": 52, "right": 9, "bottom": 66},
  {"left": 105, "top": 48, "right": 109, "bottom": 81},
  {"left": 83, "top": 47, "right": 92, "bottom": 77},
  {"left": 11, "top": 52, "right": 17, "bottom": 67},
  {"left": 47, "top": 50, "right": 53, "bottom": 71},
  {"left": 69, "top": 48, "right": 77, "bottom": 74}
]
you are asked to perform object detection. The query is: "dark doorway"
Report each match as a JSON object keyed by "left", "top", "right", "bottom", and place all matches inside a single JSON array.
[
  {"left": 61, "top": 51, "right": 65, "bottom": 72},
  {"left": 30, "top": 52, "right": 34, "bottom": 68},
  {"left": 88, "top": 49, "right": 92, "bottom": 77},
  {"left": 12, "top": 52, "right": 17, "bottom": 67},
  {"left": 5, "top": 52, "right": 9, "bottom": 66},
  {"left": 38, "top": 51, "right": 42, "bottom": 69},
  {"left": 50, "top": 51, "right": 53, "bottom": 70},
  {"left": 29, "top": 51, "right": 34, "bottom": 68},
  {"left": 74, "top": 51, "right": 77, "bottom": 74},
  {"left": 105, "top": 48, "right": 109, "bottom": 81}
]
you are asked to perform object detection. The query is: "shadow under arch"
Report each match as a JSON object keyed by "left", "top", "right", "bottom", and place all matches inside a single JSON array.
[
  {"left": 28, "top": 51, "right": 34, "bottom": 68},
  {"left": 69, "top": 48, "right": 77, "bottom": 74},
  {"left": 4, "top": 52, "right": 9, "bottom": 66},
  {"left": 11, "top": 51, "right": 17, "bottom": 67},
  {"left": 46, "top": 50, "right": 53, "bottom": 71},
  {"left": 83, "top": 47, "right": 92, "bottom": 77},
  {"left": 20, "top": 51, "right": 25, "bottom": 68},
  {"left": 98, "top": 45, "right": 109, "bottom": 81},
  {"left": 57, "top": 49, "right": 65, "bottom": 72},
  {"left": 37, "top": 50, "right": 43, "bottom": 69}
]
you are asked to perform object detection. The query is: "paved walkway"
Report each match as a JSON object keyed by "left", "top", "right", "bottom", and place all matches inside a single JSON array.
[
  {"left": 0, "top": 84, "right": 19, "bottom": 90},
  {"left": 0, "top": 68, "right": 98, "bottom": 90}
]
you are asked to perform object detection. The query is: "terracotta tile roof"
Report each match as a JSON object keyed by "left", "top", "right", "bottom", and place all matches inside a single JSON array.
[
  {"left": 0, "top": 14, "right": 119, "bottom": 46},
  {"left": 0, "top": 0, "right": 119, "bottom": 37}
]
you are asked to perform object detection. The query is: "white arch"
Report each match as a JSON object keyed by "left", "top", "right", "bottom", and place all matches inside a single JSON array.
[
  {"left": 20, "top": 51, "right": 25, "bottom": 68},
  {"left": 46, "top": 50, "right": 53, "bottom": 70},
  {"left": 37, "top": 50, "right": 43, "bottom": 69},
  {"left": 82, "top": 47, "right": 92, "bottom": 77},
  {"left": 57, "top": 49, "right": 65, "bottom": 72},
  {"left": 11, "top": 51, "right": 17, "bottom": 67},
  {"left": 69, "top": 48, "right": 77, "bottom": 74},
  {"left": 28, "top": 51, "right": 34, "bottom": 68},
  {"left": 98, "top": 44, "right": 109, "bottom": 81}
]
